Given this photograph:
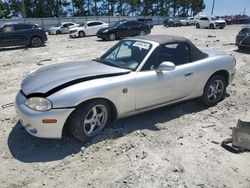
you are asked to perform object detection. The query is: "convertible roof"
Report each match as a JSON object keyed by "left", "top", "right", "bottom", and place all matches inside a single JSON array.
[{"left": 136, "top": 35, "right": 208, "bottom": 61}]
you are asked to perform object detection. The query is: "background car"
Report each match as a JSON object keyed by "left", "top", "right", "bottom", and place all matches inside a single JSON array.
[
  {"left": 196, "top": 16, "right": 226, "bottom": 29},
  {"left": 15, "top": 35, "right": 236, "bottom": 142},
  {"left": 96, "top": 20, "right": 151, "bottom": 41},
  {"left": 236, "top": 26, "right": 250, "bottom": 50},
  {"left": 180, "top": 17, "right": 197, "bottom": 25},
  {"left": 48, "top": 22, "right": 79, "bottom": 35},
  {"left": 0, "top": 23, "right": 47, "bottom": 48},
  {"left": 69, "top": 21, "right": 109, "bottom": 38},
  {"left": 163, "top": 18, "right": 182, "bottom": 27},
  {"left": 137, "top": 18, "right": 154, "bottom": 29}
]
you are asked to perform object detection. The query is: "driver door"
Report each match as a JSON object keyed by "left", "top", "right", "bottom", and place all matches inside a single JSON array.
[
  {"left": 135, "top": 43, "right": 197, "bottom": 110},
  {"left": 61, "top": 23, "right": 69, "bottom": 33}
]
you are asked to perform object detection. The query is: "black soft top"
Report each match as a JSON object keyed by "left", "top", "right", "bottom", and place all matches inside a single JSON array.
[{"left": 135, "top": 35, "right": 208, "bottom": 61}]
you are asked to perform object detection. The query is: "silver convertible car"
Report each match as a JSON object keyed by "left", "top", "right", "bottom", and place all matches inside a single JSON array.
[{"left": 15, "top": 35, "right": 236, "bottom": 142}]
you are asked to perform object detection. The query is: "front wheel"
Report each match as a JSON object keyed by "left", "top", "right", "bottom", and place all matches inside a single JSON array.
[
  {"left": 79, "top": 31, "right": 85, "bottom": 37},
  {"left": 202, "top": 75, "right": 226, "bottom": 107},
  {"left": 209, "top": 24, "right": 214, "bottom": 29},
  {"left": 30, "top": 36, "right": 43, "bottom": 47},
  {"left": 108, "top": 33, "right": 116, "bottom": 41},
  {"left": 196, "top": 23, "right": 200, "bottom": 28},
  {"left": 68, "top": 100, "right": 111, "bottom": 142}
]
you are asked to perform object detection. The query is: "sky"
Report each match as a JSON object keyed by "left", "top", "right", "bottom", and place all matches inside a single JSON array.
[{"left": 202, "top": 0, "right": 250, "bottom": 16}]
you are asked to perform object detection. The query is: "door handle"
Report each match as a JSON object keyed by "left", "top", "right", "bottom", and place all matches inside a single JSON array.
[{"left": 185, "top": 72, "right": 193, "bottom": 77}]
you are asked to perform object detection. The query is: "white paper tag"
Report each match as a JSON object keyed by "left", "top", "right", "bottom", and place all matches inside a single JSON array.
[{"left": 133, "top": 42, "right": 150, "bottom": 50}]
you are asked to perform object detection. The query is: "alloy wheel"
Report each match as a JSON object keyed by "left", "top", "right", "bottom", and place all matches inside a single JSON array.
[
  {"left": 207, "top": 79, "right": 224, "bottom": 104},
  {"left": 83, "top": 104, "right": 108, "bottom": 137}
]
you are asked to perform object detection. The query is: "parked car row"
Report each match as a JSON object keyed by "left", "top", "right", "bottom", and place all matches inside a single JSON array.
[{"left": 0, "top": 21, "right": 249, "bottom": 50}]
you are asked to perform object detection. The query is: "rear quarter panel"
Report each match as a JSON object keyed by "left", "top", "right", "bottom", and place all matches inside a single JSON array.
[{"left": 192, "top": 51, "right": 236, "bottom": 97}]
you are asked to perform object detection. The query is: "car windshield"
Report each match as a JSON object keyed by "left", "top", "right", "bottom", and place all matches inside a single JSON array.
[
  {"left": 96, "top": 40, "right": 152, "bottom": 71},
  {"left": 112, "top": 21, "right": 122, "bottom": 27},
  {"left": 79, "top": 22, "right": 85, "bottom": 27}
]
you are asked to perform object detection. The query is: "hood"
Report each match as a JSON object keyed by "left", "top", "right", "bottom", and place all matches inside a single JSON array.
[
  {"left": 98, "top": 26, "right": 115, "bottom": 33},
  {"left": 215, "top": 20, "right": 225, "bottom": 23},
  {"left": 21, "top": 60, "right": 130, "bottom": 96}
]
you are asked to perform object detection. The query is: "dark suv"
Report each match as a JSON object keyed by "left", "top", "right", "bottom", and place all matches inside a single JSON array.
[
  {"left": 236, "top": 26, "right": 250, "bottom": 50},
  {"left": 97, "top": 20, "right": 151, "bottom": 41},
  {"left": 0, "top": 23, "right": 47, "bottom": 48},
  {"left": 137, "top": 18, "right": 154, "bottom": 29}
]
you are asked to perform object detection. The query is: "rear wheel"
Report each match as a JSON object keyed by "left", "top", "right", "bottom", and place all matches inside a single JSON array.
[
  {"left": 202, "top": 75, "right": 226, "bottom": 106},
  {"left": 109, "top": 33, "right": 116, "bottom": 41},
  {"left": 68, "top": 100, "right": 111, "bottom": 142},
  {"left": 196, "top": 23, "right": 200, "bottom": 28},
  {"left": 79, "top": 31, "right": 85, "bottom": 37},
  {"left": 30, "top": 36, "right": 43, "bottom": 47},
  {"left": 56, "top": 30, "right": 61, "bottom": 34}
]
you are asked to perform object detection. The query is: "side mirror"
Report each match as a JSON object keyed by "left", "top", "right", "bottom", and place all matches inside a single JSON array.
[{"left": 156, "top": 61, "right": 175, "bottom": 72}]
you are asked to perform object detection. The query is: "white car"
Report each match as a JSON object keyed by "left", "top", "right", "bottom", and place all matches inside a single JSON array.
[
  {"left": 196, "top": 16, "right": 226, "bottom": 29},
  {"left": 69, "top": 21, "right": 109, "bottom": 38},
  {"left": 15, "top": 35, "right": 236, "bottom": 142},
  {"left": 180, "top": 17, "right": 197, "bottom": 26},
  {"left": 48, "top": 22, "right": 79, "bottom": 35}
]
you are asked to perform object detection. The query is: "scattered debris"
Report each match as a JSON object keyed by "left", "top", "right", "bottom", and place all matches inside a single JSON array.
[
  {"left": 202, "top": 124, "right": 216, "bottom": 128},
  {"left": 37, "top": 58, "right": 52, "bottom": 65},
  {"left": 208, "top": 35, "right": 216, "bottom": 38},
  {"left": 1, "top": 102, "right": 14, "bottom": 109}
]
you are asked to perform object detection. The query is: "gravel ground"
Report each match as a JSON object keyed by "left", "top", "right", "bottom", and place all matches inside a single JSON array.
[{"left": 0, "top": 25, "right": 250, "bottom": 188}]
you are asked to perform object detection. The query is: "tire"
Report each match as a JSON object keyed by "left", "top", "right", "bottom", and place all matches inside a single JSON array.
[
  {"left": 196, "top": 23, "right": 200, "bottom": 28},
  {"left": 108, "top": 33, "right": 116, "bottom": 41},
  {"left": 140, "top": 30, "right": 146, "bottom": 35},
  {"left": 56, "top": 30, "right": 61, "bottom": 35},
  {"left": 68, "top": 99, "right": 111, "bottom": 142},
  {"left": 238, "top": 46, "right": 246, "bottom": 50},
  {"left": 209, "top": 24, "right": 214, "bottom": 29},
  {"left": 202, "top": 75, "right": 227, "bottom": 107},
  {"left": 79, "top": 31, "right": 85, "bottom": 38},
  {"left": 30, "top": 36, "right": 43, "bottom": 47}
]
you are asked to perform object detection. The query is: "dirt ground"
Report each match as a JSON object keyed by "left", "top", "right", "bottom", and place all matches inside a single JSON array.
[{"left": 0, "top": 25, "right": 250, "bottom": 188}]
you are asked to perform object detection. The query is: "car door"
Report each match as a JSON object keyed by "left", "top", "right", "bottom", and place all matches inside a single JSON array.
[
  {"left": 130, "top": 21, "right": 143, "bottom": 36},
  {"left": 135, "top": 43, "right": 197, "bottom": 110},
  {"left": 86, "top": 22, "right": 103, "bottom": 35},
  {"left": 121, "top": 21, "right": 135, "bottom": 37},
  {"left": 13, "top": 24, "right": 30, "bottom": 46},
  {"left": 61, "top": 23, "right": 69, "bottom": 33},
  {"left": 0, "top": 25, "right": 17, "bottom": 47}
]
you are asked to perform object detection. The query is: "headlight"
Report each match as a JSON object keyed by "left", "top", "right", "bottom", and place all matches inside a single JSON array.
[
  {"left": 102, "top": 29, "right": 108, "bottom": 33},
  {"left": 25, "top": 97, "right": 52, "bottom": 111}
]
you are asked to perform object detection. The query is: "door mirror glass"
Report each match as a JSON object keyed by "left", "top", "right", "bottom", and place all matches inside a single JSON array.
[{"left": 156, "top": 61, "right": 175, "bottom": 72}]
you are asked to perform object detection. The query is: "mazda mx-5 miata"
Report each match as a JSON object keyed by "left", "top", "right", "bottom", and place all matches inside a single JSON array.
[{"left": 15, "top": 35, "right": 236, "bottom": 142}]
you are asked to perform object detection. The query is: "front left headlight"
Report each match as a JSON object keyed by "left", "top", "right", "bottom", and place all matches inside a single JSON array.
[{"left": 25, "top": 97, "right": 52, "bottom": 111}]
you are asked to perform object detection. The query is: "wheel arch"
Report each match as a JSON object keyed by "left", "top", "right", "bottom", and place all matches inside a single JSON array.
[
  {"left": 206, "top": 70, "right": 230, "bottom": 87},
  {"left": 62, "top": 97, "right": 118, "bottom": 136},
  {"left": 29, "top": 35, "right": 43, "bottom": 46}
]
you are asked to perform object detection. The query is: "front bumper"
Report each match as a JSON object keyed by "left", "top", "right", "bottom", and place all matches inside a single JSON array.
[
  {"left": 69, "top": 32, "right": 78, "bottom": 38},
  {"left": 48, "top": 30, "right": 57, "bottom": 35},
  {"left": 15, "top": 91, "right": 74, "bottom": 139}
]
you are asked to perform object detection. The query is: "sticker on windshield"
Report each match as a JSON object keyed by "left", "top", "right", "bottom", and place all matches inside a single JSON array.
[{"left": 133, "top": 42, "right": 150, "bottom": 50}]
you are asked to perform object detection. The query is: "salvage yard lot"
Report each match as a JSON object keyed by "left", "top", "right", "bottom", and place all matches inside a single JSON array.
[{"left": 0, "top": 25, "right": 250, "bottom": 188}]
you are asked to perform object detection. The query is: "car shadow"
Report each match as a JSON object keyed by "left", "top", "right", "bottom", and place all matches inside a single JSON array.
[
  {"left": 234, "top": 48, "right": 250, "bottom": 54},
  {"left": 0, "top": 45, "right": 46, "bottom": 51},
  {"left": 8, "top": 99, "right": 207, "bottom": 163}
]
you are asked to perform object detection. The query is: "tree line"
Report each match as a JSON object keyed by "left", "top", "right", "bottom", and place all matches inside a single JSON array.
[{"left": 0, "top": 0, "right": 205, "bottom": 18}]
